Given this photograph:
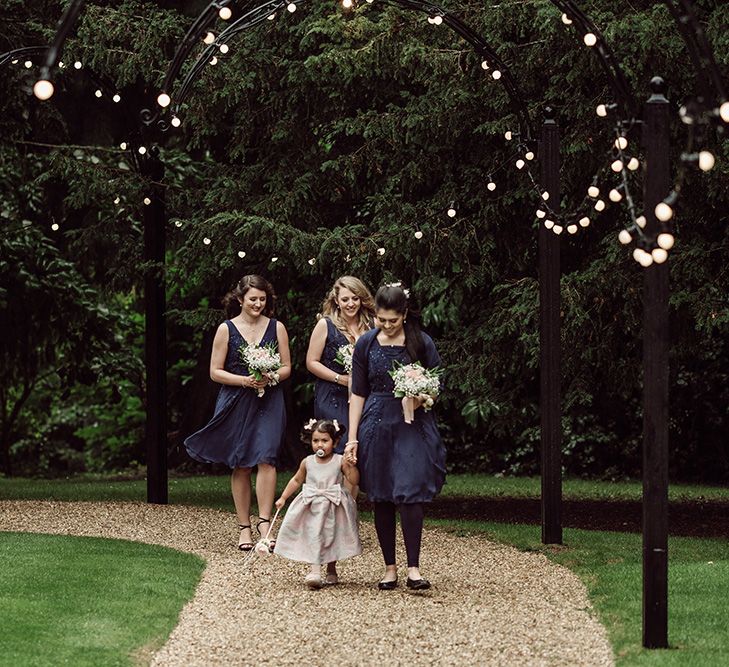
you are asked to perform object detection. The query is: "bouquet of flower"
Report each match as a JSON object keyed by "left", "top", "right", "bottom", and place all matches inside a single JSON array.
[
  {"left": 334, "top": 343, "right": 354, "bottom": 373},
  {"left": 239, "top": 341, "right": 281, "bottom": 397},
  {"left": 389, "top": 361, "right": 442, "bottom": 423}
]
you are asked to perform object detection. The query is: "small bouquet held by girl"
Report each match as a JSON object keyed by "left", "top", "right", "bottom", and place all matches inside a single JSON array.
[
  {"left": 389, "top": 361, "right": 442, "bottom": 424},
  {"left": 273, "top": 419, "right": 362, "bottom": 589},
  {"left": 239, "top": 341, "right": 281, "bottom": 397}
]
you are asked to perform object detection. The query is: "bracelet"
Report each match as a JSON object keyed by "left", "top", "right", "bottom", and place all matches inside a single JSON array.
[{"left": 334, "top": 374, "right": 340, "bottom": 385}]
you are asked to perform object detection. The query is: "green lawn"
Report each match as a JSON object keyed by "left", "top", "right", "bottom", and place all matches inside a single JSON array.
[
  {"left": 2, "top": 472, "right": 728, "bottom": 508},
  {"left": 0, "top": 532, "right": 204, "bottom": 667}
]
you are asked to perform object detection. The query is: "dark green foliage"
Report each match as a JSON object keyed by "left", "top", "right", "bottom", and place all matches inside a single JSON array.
[{"left": 1, "top": 0, "right": 727, "bottom": 480}]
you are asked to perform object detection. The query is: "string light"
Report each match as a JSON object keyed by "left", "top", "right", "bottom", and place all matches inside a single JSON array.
[
  {"left": 33, "top": 80, "right": 54, "bottom": 100},
  {"left": 414, "top": 231, "right": 423, "bottom": 239},
  {"left": 627, "top": 157, "right": 640, "bottom": 171},
  {"left": 376, "top": 248, "right": 385, "bottom": 256},
  {"left": 652, "top": 248, "right": 668, "bottom": 264},
  {"left": 447, "top": 203, "right": 457, "bottom": 217},
  {"left": 209, "top": 56, "right": 218, "bottom": 65},
  {"left": 94, "top": 89, "right": 102, "bottom": 98},
  {"left": 73, "top": 61, "right": 82, "bottom": 69},
  {"left": 114, "top": 196, "right": 120, "bottom": 204},
  {"left": 579, "top": 216, "right": 590, "bottom": 227},
  {"left": 171, "top": 116, "right": 181, "bottom": 128},
  {"left": 157, "top": 93, "right": 171, "bottom": 108},
  {"left": 596, "top": 104, "right": 608, "bottom": 117},
  {"left": 618, "top": 230, "right": 632, "bottom": 244},
  {"left": 634, "top": 248, "right": 654, "bottom": 267},
  {"left": 516, "top": 159, "right": 525, "bottom": 169},
  {"left": 552, "top": 225, "right": 563, "bottom": 235},
  {"left": 719, "top": 101, "right": 729, "bottom": 123},
  {"left": 219, "top": 6, "right": 232, "bottom": 20},
  {"left": 561, "top": 13, "right": 573, "bottom": 25},
  {"left": 113, "top": 94, "right": 121, "bottom": 103},
  {"left": 525, "top": 151, "right": 534, "bottom": 161},
  {"left": 287, "top": 2, "right": 297, "bottom": 11},
  {"left": 51, "top": 223, "right": 59, "bottom": 231},
  {"left": 504, "top": 131, "right": 513, "bottom": 141},
  {"left": 24, "top": 60, "right": 32, "bottom": 68},
  {"left": 343, "top": 0, "right": 353, "bottom": 8},
  {"left": 583, "top": 33, "right": 597, "bottom": 47},
  {"left": 120, "top": 142, "right": 127, "bottom": 150},
  {"left": 481, "top": 60, "right": 489, "bottom": 70},
  {"left": 541, "top": 191, "right": 549, "bottom": 201},
  {"left": 655, "top": 202, "right": 673, "bottom": 222},
  {"left": 544, "top": 219, "right": 555, "bottom": 229},
  {"left": 614, "top": 136, "right": 628, "bottom": 150},
  {"left": 308, "top": 258, "right": 316, "bottom": 265},
  {"left": 594, "top": 199, "right": 606, "bottom": 211},
  {"left": 219, "top": 44, "right": 229, "bottom": 54},
  {"left": 267, "top": 13, "right": 275, "bottom": 19},
  {"left": 433, "top": 15, "right": 443, "bottom": 25},
  {"left": 611, "top": 159, "right": 624, "bottom": 172},
  {"left": 487, "top": 181, "right": 496, "bottom": 192},
  {"left": 58, "top": 61, "right": 65, "bottom": 68},
  {"left": 698, "top": 150, "right": 715, "bottom": 171},
  {"left": 175, "top": 220, "right": 183, "bottom": 228},
  {"left": 609, "top": 188, "right": 623, "bottom": 202},
  {"left": 635, "top": 215, "right": 646, "bottom": 228},
  {"left": 203, "top": 31, "right": 215, "bottom": 44},
  {"left": 536, "top": 209, "right": 546, "bottom": 219},
  {"left": 491, "top": 70, "right": 501, "bottom": 80},
  {"left": 567, "top": 224, "right": 577, "bottom": 234},
  {"left": 587, "top": 186, "right": 600, "bottom": 198},
  {"left": 138, "top": 146, "right": 147, "bottom": 154},
  {"left": 203, "top": 237, "right": 211, "bottom": 244},
  {"left": 238, "top": 250, "right": 246, "bottom": 257},
  {"left": 657, "top": 233, "right": 675, "bottom": 250},
  {"left": 143, "top": 197, "right": 151, "bottom": 205}
]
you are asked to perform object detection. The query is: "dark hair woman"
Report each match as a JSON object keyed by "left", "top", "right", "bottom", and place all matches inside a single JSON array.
[
  {"left": 185, "top": 275, "right": 291, "bottom": 552},
  {"left": 346, "top": 284, "right": 445, "bottom": 590}
]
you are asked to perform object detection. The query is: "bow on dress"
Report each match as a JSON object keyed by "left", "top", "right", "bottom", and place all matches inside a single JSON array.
[{"left": 301, "top": 483, "right": 342, "bottom": 506}]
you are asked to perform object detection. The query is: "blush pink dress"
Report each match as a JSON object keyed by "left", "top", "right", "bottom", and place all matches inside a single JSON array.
[{"left": 274, "top": 454, "right": 362, "bottom": 564}]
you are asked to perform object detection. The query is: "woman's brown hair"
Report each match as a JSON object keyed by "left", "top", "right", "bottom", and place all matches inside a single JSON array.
[{"left": 222, "top": 275, "right": 276, "bottom": 318}]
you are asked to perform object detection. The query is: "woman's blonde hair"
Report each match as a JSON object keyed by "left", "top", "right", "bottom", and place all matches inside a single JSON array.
[{"left": 319, "top": 276, "right": 375, "bottom": 338}]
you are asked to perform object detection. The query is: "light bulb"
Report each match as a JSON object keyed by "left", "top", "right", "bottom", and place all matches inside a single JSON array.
[
  {"left": 24, "top": 60, "right": 33, "bottom": 68},
  {"left": 175, "top": 220, "right": 183, "bottom": 228},
  {"left": 639, "top": 252, "right": 654, "bottom": 267},
  {"left": 427, "top": 16, "right": 435, "bottom": 24},
  {"left": 516, "top": 159, "right": 525, "bottom": 170},
  {"left": 343, "top": 0, "right": 353, "bottom": 7},
  {"left": 219, "top": 6, "right": 232, "bottom": 19},
  {"left": 138, "top": 146, "right": 147, "bottom": 155},
  {"left": 33, "top": 80, "right": 54, "bottom": 100},
  {"left": 525, "top": 151, "right": 534, "bottom": 161},
  {"left": 95, "top": 89, "right": 102, "bottom": 98},
  {"left": 553, "top": 225, "right": 563, "bottom": 235},
  {"left": 433, "top": 15, "right": 443, "bottom": 25},
  {"left": 114, "top": 196, "right": 120, "bottom": 204},
  {"left": 698, "top": 150, "right": 715, "bottom": 172},
  {"left": 596, "top": 104, "right": 607, "bottom": 117},
  {"left": 618, "top": 229, "right": 632, "bottom": 244},
  {"left": 542, "top": 191, "right": 549, "bottom": 201},
  {"left": 611, "top": 159, "right": 624, "bottom": 172},
  {"left": 492, "top": 70, "right": 501, "bottom": 80},
  {"left": 51, "top": 222, "right": 60, "bottom": 231},
  {"left": 536, "top": 209, "right": 546, "bottom": 219},
  {"left": 120, "top": 142, "right": 127, "bottom": 150},
  {"left": 652, "top": 248, "right": 668, "bottom": 264},
  {"left": 627, "top": 157, "right": 640, "bottom": 171},
  {"left": 238, "top": 250, "right": 246, "bottom": 257},
  {"left": 594, "top": 199, "right": 606, "bottom": 212},
  {"left": 587, "top": 186, "right": 600, "bottom": 198},
  {"left": 308, "top": 258, "right": 316, "bottom": 265},
  {"left": 655, "top": 202, "right": 673, "bottom": 222},
  {"left": 719, "top": 101, "right": 729, "bottom": 123},
  {"left": 609, "top": 188, "right": 623, "bottom": 202},
  {"left": 209, "top": 56, "right": 218, "bottom": 65},
  {"left": 272, "top": 256, "right": 279, "bottom": 262},
  {"left": 287, "top": 2, "right": 297, "bottom": 11},
  {"left": 487, "top": 181, "right": 496, "bottom": 192},
  {"left": 614, "top": 136, "right": 628, "bottom": 150},
  {"left": 267, "top": 13, "right": 275, "bottom": 19},
  {"left": 635, "top": 215, "right": 646, "bottom": 228},
  {"left": 561, "top": 13, "right": 572, "bottom": 25},
  {"left": 481, "top": 60, "right": 489, "bottom": 70},
  {"left": 583, "top": 33, "right": 597, "bottom": 47},
  {"left": 633, "top": 248, "right": 645, "bottom": 263},
  {"left": 579, "top": 217, "right": 590, "bottom": 227},
  {"left": 504, "top": 131, "right": 513, "bottom": 141},
  {"left": 657, "top": 233, "right": 675, "bottom": 250},
  {"left": 567, "top": 224, "right": 577, "bottom": 234},
  {"left": 143, "top": 197, "right": 151, "bottom": 205},
  {"left": 59, "top": 61, "right": 65, "bottom": 68},
  {"left": 157, "top": 93, "right": 171, "bottom": 108},
  {"left": 376, "top": 248, "right": 385, "bottom": 256},
  {"left": 203, "top": 32, "right": 215, "bottom": 44},
  {"left": 113, "top": 94, "right": 121, "bottom": 103},
  {"left": 414, "top": 231, "right": 423, "bottom": 239},
  {"left": 220, "top": 44, "right": 229, "bottom": 54},
  {"left": 544, "top": 219, "right": 555, "bottom": 229},
  {"left": 447, "top": 207, "right": 456, "bottom": 218},
  {"left": 74, "top": 61, "right": 82, "bottom": 69},
  {"left": 171, "top": 116, "right": 181, "bottom": 128}
]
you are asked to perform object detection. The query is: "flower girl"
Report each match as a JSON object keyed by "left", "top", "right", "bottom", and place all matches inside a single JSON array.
[{"left": 274, "top": 419, "right": 361, "bottom": 588}]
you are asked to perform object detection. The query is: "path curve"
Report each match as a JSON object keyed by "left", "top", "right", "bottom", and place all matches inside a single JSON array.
[{"left": 0, "top": 501, "right": 613, "bottom": 666}]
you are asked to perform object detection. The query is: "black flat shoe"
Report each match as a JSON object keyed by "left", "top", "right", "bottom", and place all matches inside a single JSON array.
[
  {"left": 406, "top": 578, "right": 431, "bottom": 590},
  {"left": 378, "top": 578, "right": 398, "bottom": 590}
]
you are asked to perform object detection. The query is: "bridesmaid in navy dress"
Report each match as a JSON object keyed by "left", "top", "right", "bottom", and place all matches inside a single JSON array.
[
  {"left": 306, "top": 276, "right": 374, "bottom": 452},
  {"left": 346, "top": 284, "right": 445, "bottom": 590},
  {"left": 185, "top": 275, "right": 291, "bottom": 551}
]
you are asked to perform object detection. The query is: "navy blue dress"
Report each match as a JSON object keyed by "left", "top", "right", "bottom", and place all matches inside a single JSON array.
[
  {"left": 351, "top": 328, "right": 446, "bottom": 504},
  {"left": 184, "top": 318, "right": 286, "bottom": 469},
  {"left": 313, "top": 318, "right": 350, "bottom": 453}
]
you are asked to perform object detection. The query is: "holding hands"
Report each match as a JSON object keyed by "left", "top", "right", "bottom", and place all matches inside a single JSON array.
[{"left": 344, "top": 440, "right": 358, "bottom": 465}]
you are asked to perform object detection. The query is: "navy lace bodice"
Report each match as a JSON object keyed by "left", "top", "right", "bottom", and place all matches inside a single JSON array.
[{"left": 224, "top": 318, "right": 277, "bottom": 376}]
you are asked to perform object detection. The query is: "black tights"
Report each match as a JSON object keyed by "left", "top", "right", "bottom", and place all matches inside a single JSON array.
[{"left": 373, "top": 501, "right": 424, "bottom": 568}]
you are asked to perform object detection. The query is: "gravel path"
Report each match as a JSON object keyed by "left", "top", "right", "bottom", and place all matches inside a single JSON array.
[{"left": 1, "top": 501, "right": 613, "bottom": 666}]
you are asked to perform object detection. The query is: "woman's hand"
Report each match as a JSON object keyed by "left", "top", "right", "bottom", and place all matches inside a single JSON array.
[
  {"left": 337, "top": 374, "right": 350, "bottom": 386},
  {"left": 344, "top": 441, "right": 358, "bottom": 465},
  {"left": 275, "top": 496, "right": 286, "bottom": 510}
]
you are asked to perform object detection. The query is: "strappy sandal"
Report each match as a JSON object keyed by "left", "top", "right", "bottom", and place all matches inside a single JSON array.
[
  {"left": 256, "top": 517, "right": 275, "bottom": 552},
  {"left": 237, "top": 524, "right": 254, "bottom": 552}
]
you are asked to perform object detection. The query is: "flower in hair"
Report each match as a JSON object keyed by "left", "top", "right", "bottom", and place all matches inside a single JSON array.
[
  {"left": 385, "top": 282, "right": 410, "bottom": 298},
  {"left": 303, "top": 418, "right": 317, "bottom": 431}
]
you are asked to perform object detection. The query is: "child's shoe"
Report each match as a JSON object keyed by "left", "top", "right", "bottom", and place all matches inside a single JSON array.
[{"left": 305, "top": 573, "right": 323, "bottom": 589}]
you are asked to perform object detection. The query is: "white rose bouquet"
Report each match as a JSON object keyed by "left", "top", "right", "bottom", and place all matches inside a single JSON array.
[
  {"left": 389, "top": 361, "right": 442, "bottom": 423},
  {"left": 239, "top": 341, "right": 281, "bottom": 397}
]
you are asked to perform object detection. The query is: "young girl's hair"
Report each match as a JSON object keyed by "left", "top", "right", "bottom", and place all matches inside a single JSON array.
[
  {"left": 319, "top": 276, "right": 375, "bottom": 337},
  {"left": 222, "top": 274, "right": 276, "bottom": 318},
  {"left": 375, "top": 283, "right": 424, "bottom": 363},
  {"left": 301, "top": 418, "right": 346, "bottom": 444}
]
